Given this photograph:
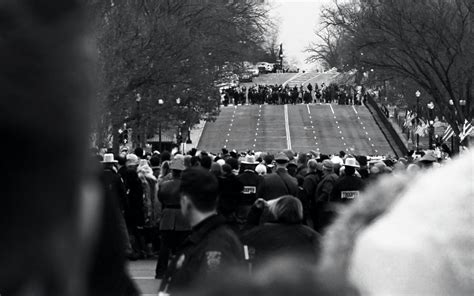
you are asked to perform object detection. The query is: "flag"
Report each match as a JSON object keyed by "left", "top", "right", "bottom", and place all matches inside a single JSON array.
[
  {"left": 459, "top": 119, "right": 473, "bottom": 142},
  {"left": 441, "top": 124, "right": 454, "bottom": 143}
]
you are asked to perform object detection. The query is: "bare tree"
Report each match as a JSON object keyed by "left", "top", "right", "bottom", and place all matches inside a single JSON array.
[
  {"left": 87, "top": 0, "right": 272, "bottom": 150},
  {"left": 312, "top": 0, "right": 473, "bottom": 138}
]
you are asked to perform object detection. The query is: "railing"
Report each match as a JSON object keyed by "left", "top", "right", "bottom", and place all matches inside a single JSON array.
[{"left": 365, "top": 95, "right": 409, "bottom": 157}]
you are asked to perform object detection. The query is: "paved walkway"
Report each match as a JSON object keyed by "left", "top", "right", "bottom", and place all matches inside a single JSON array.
[{"left": 127, "top": 259, "right": 160, "bottom": 296}]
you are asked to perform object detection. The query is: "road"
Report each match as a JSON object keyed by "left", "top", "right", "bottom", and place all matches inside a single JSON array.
[
  {"left": 128, "top": 259, "right": 160, "bottom": 296},
  {"left": 197, "top": 103, "right": 394, "bottom": 156}
]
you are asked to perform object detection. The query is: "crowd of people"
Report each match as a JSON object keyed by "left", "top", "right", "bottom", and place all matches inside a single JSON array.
[
  {"left": 93, "top": 143, "right": 468, "bottom": 295},
  {"left": 4, "top": 2, "right": 472, "bottom": 295},
  {"left": 221, "top": 83, "right": 365, "bottom": 106}
]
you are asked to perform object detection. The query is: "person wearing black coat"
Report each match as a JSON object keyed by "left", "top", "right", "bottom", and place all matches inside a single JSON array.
[
  {"left": 120, "top": 154, "right": 147, "bottom": 257},
  {"left": 330, "top": 158, "right": 365, "bottom": 204},
  {"left": 218, "top": 164, "right": 244, "bottom": 230},
  {"left": 159, "top": 168, "right": 244, "bottom": 294},
  {"left": 237, "top": 156, "right": 262, "bottom": 228},
  {"left": 256, "top": 153, "right": 298, "bottom": 201},
  {"left": 155, "top": 158, "right": 191, "bottom": 278},
  {"left": 241, "top": 196, "right": 321, "bottom": 267}
]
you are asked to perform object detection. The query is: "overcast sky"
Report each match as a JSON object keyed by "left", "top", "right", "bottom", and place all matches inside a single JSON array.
[{"left": 269, "top": 0, "right": 333, "bottom": 68}]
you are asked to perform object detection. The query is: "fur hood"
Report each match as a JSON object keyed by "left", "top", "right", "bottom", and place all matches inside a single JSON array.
[{"left": 318, "top": 150, "right": 474, "bottom": 295}]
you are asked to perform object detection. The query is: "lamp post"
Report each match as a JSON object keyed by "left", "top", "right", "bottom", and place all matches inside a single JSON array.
[
  {"left": 459, "top": 99, "right": 466, "bottom": 118},
  {"left": 158, "top": 99, "right": 164, "bottom": 151},
  {"left": 415, "top": 90, "right": 421, "bottom": 150},
  {"left": 427, "top": 101, "right": 435, "bottom": 149},
  {"left": 136, "top": 93, "right": 142, "bottom": 147}
]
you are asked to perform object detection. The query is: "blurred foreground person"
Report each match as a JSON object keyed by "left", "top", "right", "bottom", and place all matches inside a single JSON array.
[
  {"left": 159, "top": 168, "right": 245, "bottom": 294},
  {"left": 319, "top": 151, "right": 474, "bottom": 295},
  {"left": 0, "top": 1, "right": 137, "bottom": 295}
]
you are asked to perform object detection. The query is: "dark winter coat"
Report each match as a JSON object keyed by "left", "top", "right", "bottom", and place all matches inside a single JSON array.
[
  {"left": 160, "top": 215, "right": 244, "bottom": 293},
  {"left": 330, "top": 175, "right": 365, "bottom": 204},
  {"left": 121, "top": 169, "right": 145, "bottom": 227},
  {"left": 256, "top": 168, "right": 298, "bottom": 201},
  {"left": 241, "top": 222, "right": 321, "bottom": 266},
  {"left": 158, "top": 179, "right": 190, "bottom": 231}
]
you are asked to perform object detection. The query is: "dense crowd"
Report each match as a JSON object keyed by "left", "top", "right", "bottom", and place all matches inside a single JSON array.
[
  {"left": 4, "top": 2, "right": 472, "bottom": 296},
  {"left": 222, "top": 83, "right": 365, "bottom": 106},
  {"left": 94, "top": 143, "right": 464, "bottom": 295}
]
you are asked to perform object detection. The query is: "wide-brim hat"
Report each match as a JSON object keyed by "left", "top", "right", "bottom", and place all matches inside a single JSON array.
[
  {"left": 101, "top": 153, "right": 118, "bottom": 163},
  {"left": 343, "top": 157, "right": 360, "bottom": 168},
  {"left": 241, "top": 154, "right": 259, "bottom": 165}
]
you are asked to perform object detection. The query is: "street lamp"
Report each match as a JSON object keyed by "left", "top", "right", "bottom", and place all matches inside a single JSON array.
[
  {"left": 415, "top": 90, "right": 421, "bottom": 150},
  {"left": 136, "top": 93, "right": 142, "bottom": 147},
  {"left": 158, "top": 99, "right": 164, "bottom": 151},
  {"left": 459, "top": 99, "right": 466, "bottom": 117},
  {"left": 428, "top": 101, "right": 435, "bottom": 149}
]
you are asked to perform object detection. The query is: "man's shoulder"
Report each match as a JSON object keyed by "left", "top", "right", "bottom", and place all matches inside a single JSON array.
[
  {"left": 197, "top": 224, "right": 244, "bottom": 262},
  {"left": 262, "top": 173, "right": 279, "bottom": 181},
  {"left": 207, "top": 224, "right": 242, "bottom": 245},
  {"left": 161, "top": 178, "right": 179, "bottom": 187}
]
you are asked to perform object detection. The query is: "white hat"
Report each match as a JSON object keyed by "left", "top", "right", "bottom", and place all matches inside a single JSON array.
[
  {"left": 343, "top": 157, "right": 360, "bottom": 168},
  {"left": 331, "top": 156, "right": 344, "bottom": 165},
  {"left": 241, "top": 154, "right": 259, "bottom": 165},
  {"left": 101, "top": 153, "right": 118, "bottom": 164},
  {"left": 216, "top": 159, "right": 226, "bottom": 166},
  {"left": 126, "top": 153, "right": 139, "bottom": 166}
]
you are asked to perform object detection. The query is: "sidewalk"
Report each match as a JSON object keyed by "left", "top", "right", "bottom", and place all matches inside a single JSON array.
[{"left": 127, "top": 259, "right": 160, "bottom": 296}]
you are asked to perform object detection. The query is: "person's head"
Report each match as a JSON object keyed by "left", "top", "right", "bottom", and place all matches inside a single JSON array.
[
  {"left": 307, "top": 159, "right": 318, "bottom": 172},
  {"left": 169, "top": 157, "right": 185, "bottom": 178},
  {"left": 255, "top": 163, "right": 267, "bottom": 176},
  {"left": 101, "top": 153, "right": 118, "bottom": 170},
  {"left": 200, "top": 155, "right": 212, "bottom": 170},
  {"left": 297, "top": 153, "right": 308, "bottom": 166},
  {"left": 160, "top": 161, "right": 171, "bottom": 177},
  {"left": 345, "top": 166, "right": 356, "bottom": 176},
  {"left": 183, "top": 155, "right": 193, "bottom": 169},
  {"left": 149, "top": 155, "right": 161, "bottom": 169},
  {"left": 210, "top": 162, "right": 222, "bottom": 178},
  {"left": 160, "top": 151, "right": 171, "bottom": 162},
  {"left": 322, "top": 160, "right": 334, "bottom": 174},
  {"left": 117, "top": 154, "right": 127, "bottom": 167},
  {"left": 343, "top": 157, "right": 359, "bottom": 176},
  {"left": 221, "top": 163, "right": 233, "bottom": 176},
  {"left": 126, "top": 153, "right": 139, "bottom": 170},
  {"left": 275, "top": 152, "right": 290, "bottom": 168},
  {"left": 134, "top": 147, "right": 144, "bottom": 159},
  {"left": 226, "top": 157, "right": 240, "bottom": 173},
  {"left": 271, "top": 195, "right": 304, "bottom": 224},
  {"left": 180, "top": 168, "right": 219, "bottom": 220},
  {"left": 263, "top": 153, "right": 274, "bottom": 165}
]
